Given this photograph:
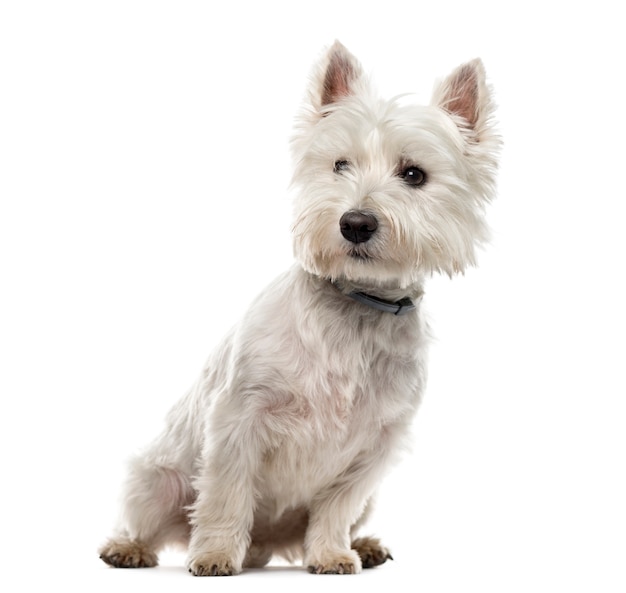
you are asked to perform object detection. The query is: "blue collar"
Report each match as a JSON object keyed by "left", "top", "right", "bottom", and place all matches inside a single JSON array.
[
  {"left": 346, "top": 290, "right": 418, "bottom": 315},
  {"left": 332, "top": 282, "right": 421, "bottom": 316}
]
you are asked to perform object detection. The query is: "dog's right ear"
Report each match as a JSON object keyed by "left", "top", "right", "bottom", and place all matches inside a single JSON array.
[{"left": 310, "top": 41, "right": 364, "bottom": 112}]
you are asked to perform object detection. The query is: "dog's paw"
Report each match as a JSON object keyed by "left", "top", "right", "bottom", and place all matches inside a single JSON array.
[
  {"left": 99, "top": 538, "right": 158, "bottom": 568},
  {"left": 352, "top": 536, "right": 393, "bottom": 568},
  {"left": 306, "top": 549, "right": 362, "bottom": 574},
  {"left": 187, "top": 552, "right": 238, "bottom": 576}
]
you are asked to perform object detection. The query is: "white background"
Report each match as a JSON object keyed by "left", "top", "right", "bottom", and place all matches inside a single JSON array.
[{"left": 1, "top": 1, "right": 625, "bottom": 591}]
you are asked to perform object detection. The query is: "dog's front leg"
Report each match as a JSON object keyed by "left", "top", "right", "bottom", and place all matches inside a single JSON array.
[
  {"left": 186, "top": 427, "right": 259, "bottom": 576},
  {"left": 304, "top": 455, "right": 387, "bottom": 575}
]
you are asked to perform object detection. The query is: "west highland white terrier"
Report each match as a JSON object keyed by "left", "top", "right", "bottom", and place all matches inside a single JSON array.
[{"left": 99, "top": 41, "right": 500, "bottom": 576}]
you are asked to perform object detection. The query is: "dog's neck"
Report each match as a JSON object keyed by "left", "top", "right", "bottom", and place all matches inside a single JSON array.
[{"left": 330, "top": 279, "right": 424, "bottom": 316}]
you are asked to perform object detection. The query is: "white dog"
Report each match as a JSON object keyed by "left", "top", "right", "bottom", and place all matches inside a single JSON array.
[{"left": 99, "top": 41, "right": 500, "bottom": 576}]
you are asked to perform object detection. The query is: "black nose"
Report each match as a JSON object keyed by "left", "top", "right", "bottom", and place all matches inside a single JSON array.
[{"left": 339, "top": 210, "right": 378, "bottom": 244}]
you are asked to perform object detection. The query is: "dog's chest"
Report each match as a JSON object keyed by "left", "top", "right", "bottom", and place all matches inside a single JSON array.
[
  {"left": 259, "top": 393, "right": 381, "bottom": 508},
  {"left": 257, "top": 321, "right": 421, "bottom": 506},
  {"left": 230, "top": 269, "right": 426, "bottom": 507}
]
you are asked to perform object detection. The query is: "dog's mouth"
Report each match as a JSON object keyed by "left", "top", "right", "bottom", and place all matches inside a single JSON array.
[{"left": 347, "top": 246, "right": 373, "bottom": 261}]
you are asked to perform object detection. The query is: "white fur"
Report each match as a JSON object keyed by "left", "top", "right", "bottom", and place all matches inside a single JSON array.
[{"left": 99, "top": 41, "right": 500, "bottom": 576}]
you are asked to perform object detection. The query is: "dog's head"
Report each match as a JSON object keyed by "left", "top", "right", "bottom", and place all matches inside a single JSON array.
[{"left": 291, "top": 41, "right": 500, "bottom": 291}]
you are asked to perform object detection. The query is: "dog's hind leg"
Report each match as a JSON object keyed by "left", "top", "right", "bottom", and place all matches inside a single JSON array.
[{"left": 99, "top": 458, "right": 194, "bottom": 568}]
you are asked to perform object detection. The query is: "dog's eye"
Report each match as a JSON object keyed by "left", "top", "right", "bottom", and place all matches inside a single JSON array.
[
  {"left": 333, "top": 160, "right": 350, "bottom": 173},
  {"left": 401, "top": 166, "right": 427, "bottom": 187}
]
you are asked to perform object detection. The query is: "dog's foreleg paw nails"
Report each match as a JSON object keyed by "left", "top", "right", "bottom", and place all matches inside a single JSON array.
[
  {"left": 307, "top": 562, "right": 357, "bottom": 574},
  {"left": 187, "top": 553, "right": 237, "bottom": 576},
  {"left": 306, "top": 549, "right": 361, "bottom": 574}
]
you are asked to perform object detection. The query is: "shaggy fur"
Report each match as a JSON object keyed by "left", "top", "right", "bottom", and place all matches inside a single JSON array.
[{"left": 99, "top": 41, "right": 500, "bottom": 576}]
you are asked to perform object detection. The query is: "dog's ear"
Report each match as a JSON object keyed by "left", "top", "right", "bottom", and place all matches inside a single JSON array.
[
  {"left": 432, "top": 59, "right": 495, "bottom": 141},
  {"left": 311, "top": 41, "right": 364, "bottom": 111}
]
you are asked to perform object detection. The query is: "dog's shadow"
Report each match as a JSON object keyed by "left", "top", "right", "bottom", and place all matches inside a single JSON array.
[
  {"left": 153, "top": 564, "right": 310, "bottom": 577},
  {"left": 151, "top": 563, "right": 379, "bottom": 578}
]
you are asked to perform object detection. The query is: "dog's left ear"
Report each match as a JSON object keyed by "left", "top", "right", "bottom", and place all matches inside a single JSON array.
[
  {"left": 432, "top": 59, "right": 495, "bottom": 141},
  {"left": 310, "top": 41, "right": 364, "bottom": 112}
]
